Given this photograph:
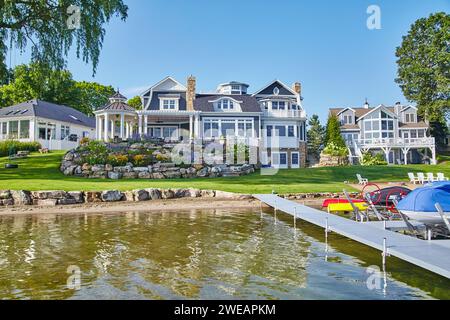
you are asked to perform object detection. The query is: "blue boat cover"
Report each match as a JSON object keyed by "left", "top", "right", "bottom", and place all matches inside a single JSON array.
[{"left": 397, "top": 181, "right": 450, "bottom": 212}]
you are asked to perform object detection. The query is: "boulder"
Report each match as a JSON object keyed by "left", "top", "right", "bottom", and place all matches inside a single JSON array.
[
  {"left": 85, "top": 191, "right": 102, "bottom": 203},
  {"left": 0, "top": 190, "right": 11, "bottom": 199},
  {"left": 163, "top": 171, "right": 182, "bottom": 179},
  {"left": 138, "top": 172, "right": 152, "bottom": 179},
  {"left": 151, "top": 172, "right": 165, "bottom": 179},
  {"left": 200, "top": 190, "right": 215, "bottom": 198},
  {"left": 2, "top": 198, "right": 14, "bottom": 206},
  {"left": 31, "top": 190, "right": 67, "bottom": 199},
  {"left": 101, "top": 190, "right": 124, "bottom": 202},
  {"left": 114, "top": 166, "right": 132, "bottom": 173},
  {"left": 90, "top": 171, "right": 107, "bottom": 179},
  {"left": 68, "top": 191, "right": 84, "bottom": 203},
  {"left": 173, "top": 189, "right": 189, "bottom": 198},
  {"left": 105, "top": 164, "right": 113, "bottom": 171},
  {"left": 122, "top": 172, "right": 138, "bottom": 179},
  {"left": 81, "top": 163, "right": 92, "bottom": 171},
  {"left": 63, "top": 152, "right": 74, "bottom": 161},
  {"left": 133, "top": 189, "right": 149, "bottom": 201},
  {"left": 57, "top": 198, "right": 78, "bottom": 205},
  {"left": 35, "top": 199, "right": 58, "bottom": 206},
  {"left": 133, "top": 167, "right": 149, "bottom": 173},
  {"left": 161, "top": 189, "right": 175, "bottom": 199},
  {"left": 11, "top": 190, "right": 32, "bottom": 205},
  {"left": 63, "top": 165, "right": 77, "bottom": 176},
  {"left": 91, "top": 165, "right": 105, "bottom": 172},
  {"left": 123, "top": 191, "right": 135, "bottom": 202},
  {"left": 108, "top": 171, "right": 123, "bottom": 180},
  {"left": 196, "top": 167, "right": 209, "bottom": 177},
  {"left": 130, "top": 143, "right": 144, "bottom": 149},
  {"left": 146, "top": 188, "right": 162, "bottom": 200},
  {"left": 214, "top": 190, "right": 239, "bottom": 199},
  {"left": 187, "top": 189, "right": 201, "bottom": 198},
  {"left": 74, "top": 166, "right": 83, "bottom": 175}
]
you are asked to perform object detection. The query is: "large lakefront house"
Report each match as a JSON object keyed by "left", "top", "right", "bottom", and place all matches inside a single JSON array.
[
  {"left": 330, "top": 102, "right": 437, "bottom": 165},
  {"left": 94, "top": 76, "right": 308, "bottom": 168},
  {"left": 0, "top": 100, "right": 96, "bottom": 150}
]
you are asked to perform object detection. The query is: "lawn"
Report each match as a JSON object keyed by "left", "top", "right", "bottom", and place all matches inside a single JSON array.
[{"left": 0, "top": 151, "right": 449, "bottom": 193}]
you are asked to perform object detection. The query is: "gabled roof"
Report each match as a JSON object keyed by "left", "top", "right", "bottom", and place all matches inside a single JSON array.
[
  {"left": 99, "top": 101, "right": 135, "bottom": 112},
  {"left": 194, "top": 94, "right": 261, "bottom": 113},
  {"left": 252, "top": 80, "right": 297, "bottom": 96},
  {"left": 356, "top": 104, "right": 397, "bottom": 121},
  {"left": 0, "top": 100, "right": 95, "bottom": 128},
  {"left": 141, "top": 76, "right": 186, "bottom": 97}
]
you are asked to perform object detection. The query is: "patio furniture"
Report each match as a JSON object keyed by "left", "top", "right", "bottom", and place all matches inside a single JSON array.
[
  {"left": 427, "top": 173, "right": 439, "bottom": 182},
  {"left": 408, "top": 172, "right": 420, "bottom": 184},
  {"left": 437, "top": 173, "right": 449, "bottom": 181},
  {"left": 417, "top": 172, "right": 427, "bottom": 184},
  {"left": 356, "top": 174, "right": 368, "bottom": 185}
]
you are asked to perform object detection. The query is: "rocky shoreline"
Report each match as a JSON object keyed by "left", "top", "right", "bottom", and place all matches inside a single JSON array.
[{"left": 0, "top": 189, "right": 359, "bottom": 208}]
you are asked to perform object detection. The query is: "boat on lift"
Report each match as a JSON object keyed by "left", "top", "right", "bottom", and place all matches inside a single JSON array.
[{"left": 397, "top": 181, "right": 450, "bottom": 226}]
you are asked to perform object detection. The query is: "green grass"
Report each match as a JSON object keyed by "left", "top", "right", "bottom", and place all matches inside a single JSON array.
[{"left": 0, "top": 151, "right": 449, "bottom": 193}]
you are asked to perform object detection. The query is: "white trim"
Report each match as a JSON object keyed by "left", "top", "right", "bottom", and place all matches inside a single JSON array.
[
  {"left": 337, "top": 107, "right": 356, "bottom": 116},
  {"left": 356, "top": 104, "right": 398, "bottom": 122},
  {"left": 271, "top": 152, "right": 288, "bottom": 169},
  {"left": 291, "top": 152, "right": 300, "bottom": 169}
]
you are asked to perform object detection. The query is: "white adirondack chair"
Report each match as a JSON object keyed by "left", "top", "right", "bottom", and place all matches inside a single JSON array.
[
  {"left": 417, "top": 172, "right": 427, "bottom": 184},
  {"left": 437, "top": 173, "right": 449, "bottom": 181},
  {"left": 356, "top": 174, "right": 368, "bottom": 185},
  {"left": 427, "top": 173, "right": 438, "bottom": 182},
  {"left": 408, "top": 172, "right": 420, "bottom": 184}
]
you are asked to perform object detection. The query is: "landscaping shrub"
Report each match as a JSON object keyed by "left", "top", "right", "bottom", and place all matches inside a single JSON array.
[
  {"left": 322, "top": 142, "right": 349, "bottom": 157},
  {"left": 79, "top": 140, "right": 108, "bottom": 165},
  {"left": 80, "top": 137, "right": 90, "bottom": 146},
  {"left": 107, "top": 154, "right": 128, "bottom": 167},
  {"left": 155, "top": 153, "right": 170, "bottom": 163},
  {"left": 0, "top": 140, "right": 41, "bottom": 157},
  {"left": 132, "top": 154, "right": 151, "bottom": 166},
  {"left": 361, "top": 152, "right": 388, "bottom": 166}
]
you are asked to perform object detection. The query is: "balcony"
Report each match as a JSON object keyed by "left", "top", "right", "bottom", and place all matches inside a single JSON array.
[
  {"left": 263, "top": 110, "right": 305, "bottom": 118},
  {"left": 351, "top": 137, "right": 435, "bottom": 149}
]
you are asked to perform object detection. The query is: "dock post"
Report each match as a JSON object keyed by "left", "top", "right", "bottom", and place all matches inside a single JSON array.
[
  {"left": 427, "top": 229, "right": 432, "bottom": 241},
  {"left": 383, "top": 220, "right": 387, "bottom": 230},
  {"left": 325, "top": 217, "right": 329, "bottom": 241},
  {"left": 274, "top": 200, "right": 277, "bottom": 224}
]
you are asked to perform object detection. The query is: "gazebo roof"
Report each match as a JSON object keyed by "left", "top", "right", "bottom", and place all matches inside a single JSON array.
[{"left": 97, "top": 91, "right": 136, "bottom": 113}]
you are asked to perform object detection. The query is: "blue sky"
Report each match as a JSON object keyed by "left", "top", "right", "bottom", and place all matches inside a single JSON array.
[{"left": 11, "top": 0, "right": 450, "bottom": 122}]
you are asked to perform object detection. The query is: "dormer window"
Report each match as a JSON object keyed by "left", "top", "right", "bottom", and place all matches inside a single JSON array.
[
  {"left": 163, "top": 99, "right": 176, "bottom": 110},
  {"left": 272, "top": 101, "right": 285, "bottom": 110},
  {"left": 405, "top": 113, "right": 416, "bottom": 123},
  {"left": 217, "top": 99, "right": 234, "bottom": 110},
  {"left": 342, "top": 115, "right": 353, "bottom": 125}
]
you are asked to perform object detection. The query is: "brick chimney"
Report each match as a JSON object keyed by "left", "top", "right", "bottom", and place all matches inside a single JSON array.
[
  {"left": 187, "top": 75, "right": 196, "bottom": 111},
  {"left": 292, "top": 82, "right": 302, "bottom": 96}
]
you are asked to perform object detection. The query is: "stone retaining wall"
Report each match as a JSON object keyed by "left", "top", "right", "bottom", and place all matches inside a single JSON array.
[{"left": 0, "top": 189, "right": 360, "bottom": 207}]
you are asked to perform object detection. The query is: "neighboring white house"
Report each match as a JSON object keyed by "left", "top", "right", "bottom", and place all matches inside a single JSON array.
[
  {"left": 0, "top": 99, "right": 96, "bottom": 150},
  {"left": 95, "top": 76, "right": 308, "bottom": 168},
  {"left": 329, "top": 101, "right": 436, "bottom": 165}
]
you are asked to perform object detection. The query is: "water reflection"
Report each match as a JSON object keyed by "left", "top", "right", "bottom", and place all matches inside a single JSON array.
[{"left": 0, "top": 209, "right": 448, "bottom": 300}]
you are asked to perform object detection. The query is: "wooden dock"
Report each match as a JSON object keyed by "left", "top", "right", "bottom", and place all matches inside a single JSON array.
[{"left": 254, "top": 194, "right": 450, "bottom": 279}]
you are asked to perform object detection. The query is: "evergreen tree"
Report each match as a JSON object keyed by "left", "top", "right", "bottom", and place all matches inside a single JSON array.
[
  {"left": 307, "top": 114, "right": 325, "bottom": 159},
  {"left": 324, "top": 114, "right": 346, "bottom": 148}
]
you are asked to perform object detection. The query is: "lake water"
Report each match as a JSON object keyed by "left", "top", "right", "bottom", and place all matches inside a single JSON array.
[{"left": 0, "top": 208, "right": 449, "bottom": 300}]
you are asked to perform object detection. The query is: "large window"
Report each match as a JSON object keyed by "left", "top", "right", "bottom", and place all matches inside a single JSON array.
[
  {"left": 162, "top": 99, "right": 176, "bottom": 110},
  {"left": 8, "top": 121, "right": 18, "bottom": 139},
  {"left": 363, "top": 110, "right": 394, "bottom": 140},
  {"left": 405, "top": 113, "right": 415, "bottom": 123},
  {"left": 342, "top": 115, "right": 353, "bottom": 125},
  {"left": 272, "top": 101, "right": 286, "bottom": 110},
  {"left": 61, "top": 125, "right": 70, "bottom": 140},
  {"left": 1, "top": 122, "right": 7, "bottom": 135},
  {"left": 38, "top": 122, "right": 56, "bottom": 140},
  {"left": 19, "top": 120, "right": 30, "bottom": 139},
  {"left": 203, "top": 118, "right": 254, "bottom": 138},
  {"left": 217, "top": 99, "right": 234, "bottom": 110}
]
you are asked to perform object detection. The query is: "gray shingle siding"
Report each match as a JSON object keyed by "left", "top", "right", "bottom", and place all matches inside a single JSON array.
[
  {"left": 148, "top": 91, "right": 187, "bottom": 111},
  {"left": 256, "top": 81, "right": 294, "bottom": 96}
]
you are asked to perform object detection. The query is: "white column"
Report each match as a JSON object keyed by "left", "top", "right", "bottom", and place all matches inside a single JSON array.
[
  {"left": 104, "top": 113, "right": 109, "bottom": 141},
  {"left": 111, "top": 120, "right": 115, "bottom": 138},
  {"left": 189, "top": 115, "right": 193, "bottom": 140},
  {"left": 144, "top": 115, "right": 148, "bottom": 135},
  {"left": 194, "top": 115, "right": 199, "bottom": 138},
  {"left": 431, "top": 146, "right": 437, "bottom": 165},
  {"left": 138, "top": 115, "right": 143, "bottom": 136},
  {"left": 120, "top": 113, "right": 125, "bottom": 139}
]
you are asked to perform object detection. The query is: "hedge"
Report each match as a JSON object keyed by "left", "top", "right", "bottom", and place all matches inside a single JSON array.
[{"left": 0, "top": 140, "right": 42, "bottom": 157}]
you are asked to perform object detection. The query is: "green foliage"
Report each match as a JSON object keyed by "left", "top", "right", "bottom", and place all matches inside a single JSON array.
[
  {"left": 324, "top": 114, "right": 346, "bottom": 148},
  {"left": 132, "top": 154, "right": 149, "bottom": 167},
  {"left": 0, "top": 140, "right": 41, "bottom": 157},
  {"left": 322, "top": 142, "right": 348, "bottom": 157},
  {"left": 0, "top": 62, "right": 115, "bottom": 114},
  {"left": 127, "top": 96, "right": 142, "bottom": 110},
  {"left": 107, "top": 154, "right": 128, "bottom": 167},
  {"left": 79, "top": 140, "right": 108, "bottom": 165},
  {"left": 307, "top": 114, "right": 326, "bottom": 159},
  {"left": 155, "top": 153, "right": 170, "bottom": 163},
  {"left": 234, "top": 143, "right": 250, "bottom": 163},
  {"left": 0, "top": 0, "right": 128, "bottom": 75},
  {"left": 395, "top": 12, "right": 450, "bottom": 147},
  {"left": 361, "top": 152, "right": 388, "bottom": 166},
  {"left": 74, "top": 81, "right": 115, "bottom": 115}
]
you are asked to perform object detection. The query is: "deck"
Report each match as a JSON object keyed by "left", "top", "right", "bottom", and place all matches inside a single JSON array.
[{"left": 254, "top": 194, "right": 450, "bottom": 279}]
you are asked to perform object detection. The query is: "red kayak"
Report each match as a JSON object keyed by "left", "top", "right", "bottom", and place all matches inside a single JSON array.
[{"left": 322, "top": 198, "right": 366, "bottom": 208}]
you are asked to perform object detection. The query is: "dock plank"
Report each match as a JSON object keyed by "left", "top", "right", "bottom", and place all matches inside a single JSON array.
[{"left": 254, "top": 194, "right": 450, "bottom": 279}]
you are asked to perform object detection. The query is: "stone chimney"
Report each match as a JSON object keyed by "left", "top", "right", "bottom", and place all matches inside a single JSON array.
[
  {"left": 187, "top": 75, "right": 196, "bottom": 111},
  {"left": 292, "top": 82, "right": 302, "bottom": 96},
  {"left": 394, "top": 101, "right": 401, "bottom": 115}
]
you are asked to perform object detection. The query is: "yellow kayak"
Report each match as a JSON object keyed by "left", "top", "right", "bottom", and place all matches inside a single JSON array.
[{"left": 328, "top": 202, "right": 368, "bottom": 213}]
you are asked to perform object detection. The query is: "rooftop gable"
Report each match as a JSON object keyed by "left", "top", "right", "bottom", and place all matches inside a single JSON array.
[{"left": 252, "top": 80, "right": 297, "bottom": 97}]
